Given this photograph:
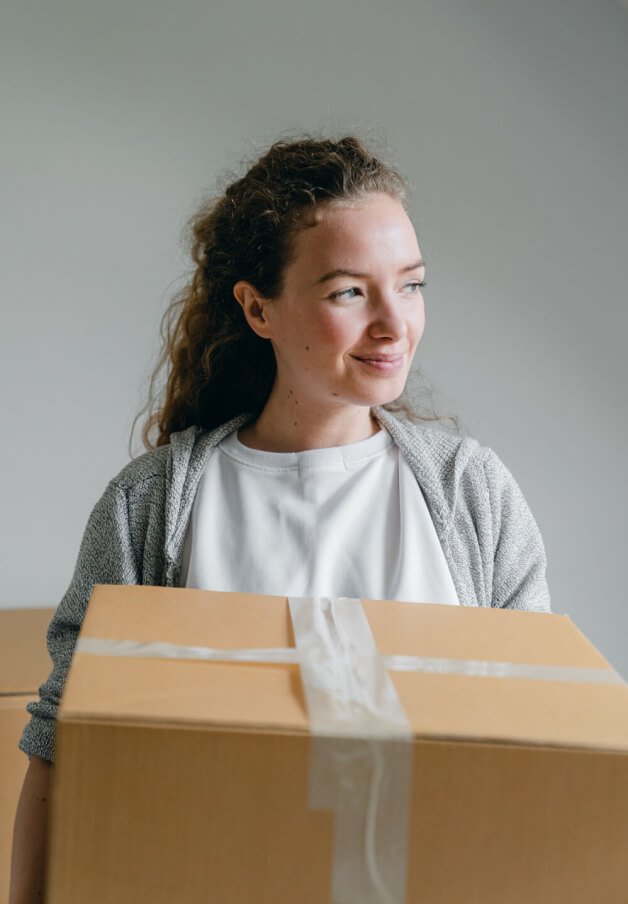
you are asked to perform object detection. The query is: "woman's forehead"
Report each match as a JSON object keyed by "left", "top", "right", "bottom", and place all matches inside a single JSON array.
[{"left": 290, "top": 195, "right": 420, "bottom": 272}]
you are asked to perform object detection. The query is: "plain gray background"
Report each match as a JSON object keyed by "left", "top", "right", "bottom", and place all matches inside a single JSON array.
[{"left": 2, "top": 0, "right": 627, "bottom": 678}]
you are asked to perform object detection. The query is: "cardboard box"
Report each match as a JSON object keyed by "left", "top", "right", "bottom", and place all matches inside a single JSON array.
[
  {"left": 47, "top": 585, "right": 628, "bottom": 903},
  {"left": 0, "top": 608, "right": 55, "bottom": 901}
]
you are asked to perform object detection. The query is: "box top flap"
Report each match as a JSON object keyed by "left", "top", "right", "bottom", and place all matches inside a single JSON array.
[{"left": 60, "top": 586, "right": 628, "bottom": 753}]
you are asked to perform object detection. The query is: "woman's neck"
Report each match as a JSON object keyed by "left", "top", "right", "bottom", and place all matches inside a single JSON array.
[{"left": 238, "top": 401, "right": 381, "bottom": 452}]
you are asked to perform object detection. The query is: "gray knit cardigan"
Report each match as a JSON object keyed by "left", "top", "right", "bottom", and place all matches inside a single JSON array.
[{"left": 19, "top": 406, "right": 551, "bottom": 763}]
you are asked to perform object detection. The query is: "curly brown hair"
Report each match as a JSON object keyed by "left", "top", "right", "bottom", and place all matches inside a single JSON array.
[{"left": 135, "top": 132, "right": 461, "bottom": 451}]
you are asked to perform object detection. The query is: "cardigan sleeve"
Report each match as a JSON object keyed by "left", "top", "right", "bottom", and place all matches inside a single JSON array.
[
  {"left": 18, "top": 479, "right": 141, "bottom": 764},
  {"left": 482, "top": 448, "right": 552, "bottom": 613}
]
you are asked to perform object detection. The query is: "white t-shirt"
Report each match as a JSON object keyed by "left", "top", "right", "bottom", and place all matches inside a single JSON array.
[{"left": 181, "top": 424, "right": 459, "bottom": 606}]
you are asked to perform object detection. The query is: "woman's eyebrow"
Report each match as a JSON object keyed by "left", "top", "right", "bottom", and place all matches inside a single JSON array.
[{"left": 313, "top": 259, "right": 425, "bottom": 285}]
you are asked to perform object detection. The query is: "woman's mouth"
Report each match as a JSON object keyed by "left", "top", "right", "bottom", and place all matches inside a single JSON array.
[{"left": 352, "top": 355, "right": 404, "bottom": 372}]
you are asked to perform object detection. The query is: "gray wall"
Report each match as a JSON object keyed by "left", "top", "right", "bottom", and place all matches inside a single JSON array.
[{"left": 2, "top": 0, "right": 627, "bottom": 677}]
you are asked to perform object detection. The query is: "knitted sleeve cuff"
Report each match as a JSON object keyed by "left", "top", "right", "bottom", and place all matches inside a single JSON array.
[{"left": 18, "top": 710, "right": 56, "bottom": 764}]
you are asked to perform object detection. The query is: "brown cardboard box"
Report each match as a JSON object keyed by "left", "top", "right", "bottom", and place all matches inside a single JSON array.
[
  {"left": 47, "top": 585, "right": 628, "bottom": 903},
  {"left": 0, "top": 608, "right": 54, "bottom": 901}
]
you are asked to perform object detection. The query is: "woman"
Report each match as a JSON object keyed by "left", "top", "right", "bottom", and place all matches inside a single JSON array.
[{"left": 10, "top": 134, "right": 551, "bottom": 901}]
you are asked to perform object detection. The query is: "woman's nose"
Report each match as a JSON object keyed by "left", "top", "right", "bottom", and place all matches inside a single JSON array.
[{"left": 368, "top": 293, "right": 408, "bottom": 338}]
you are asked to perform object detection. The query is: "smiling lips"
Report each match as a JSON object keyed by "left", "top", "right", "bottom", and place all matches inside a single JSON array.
[{"left": 352, "top": 353, "right": 405, "bottom": 372}]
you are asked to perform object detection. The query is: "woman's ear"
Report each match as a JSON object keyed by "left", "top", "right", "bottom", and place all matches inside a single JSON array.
[{"left": 233, "top": 281, "right": 272, "bottom": 340}]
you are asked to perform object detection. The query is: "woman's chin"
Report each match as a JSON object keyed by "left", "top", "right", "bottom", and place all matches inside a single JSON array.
[{"left": 349, "top": 383, "right": 406, "bottom": 408}]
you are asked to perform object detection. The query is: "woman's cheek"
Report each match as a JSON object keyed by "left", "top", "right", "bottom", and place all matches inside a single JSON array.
[
  {"left": 412, "top": 301, "right": 426, "bottom": 339},
  {"left": 317, "top": 316, "right": 352, "bottom": 348}
]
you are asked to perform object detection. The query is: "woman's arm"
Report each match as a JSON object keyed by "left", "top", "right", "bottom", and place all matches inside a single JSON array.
[
  {"left": 482, "top": 447, "right": 551, "bottom": 612},
  {"left": 11, "top": 449, "right": 166, "bottom": 896},
  {"left": 9, "top": 756, "right": 52, "bottom": 904},
  {"left": 19, "top": 478, "right": 142, "bottom": 763},
  {"left": 11, "top": 478, "right": 144, "bottom": 896}
]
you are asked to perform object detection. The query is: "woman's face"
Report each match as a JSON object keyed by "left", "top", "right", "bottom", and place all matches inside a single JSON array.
[{"left": 239, "top": 192, "right": 426, "bottom": 414}]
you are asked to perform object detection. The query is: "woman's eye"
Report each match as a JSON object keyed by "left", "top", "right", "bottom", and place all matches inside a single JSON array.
[
  {"left": 330, "top": 287, "right": 360, "bottom": 300},
  {"left": 403, "top": 280, "right": 427, "bottom": 293},
  {"left": 329, "top": 280, "right": 426, "bottom": 301}
]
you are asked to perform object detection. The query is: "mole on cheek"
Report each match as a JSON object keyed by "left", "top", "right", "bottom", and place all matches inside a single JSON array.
[{"left": 305, "top": 346, "right": 310, "bottom": 351}]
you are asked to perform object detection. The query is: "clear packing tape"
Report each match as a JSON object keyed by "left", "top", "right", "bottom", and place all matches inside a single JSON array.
[
  {"left": 75, "top": 596, "right": 626, "bottom": 904},
  {"left": 288, "top": 596, "right": 413, "bottom": 904}
]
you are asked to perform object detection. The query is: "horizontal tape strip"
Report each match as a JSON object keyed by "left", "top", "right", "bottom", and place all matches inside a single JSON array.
[
  {"left": 0, "top": 691, "right": 39, "bottom": 698},
  {"left": 75, "top": 637, "right": 625, "bottom": 685},
  {"left": 76, "top": 637, "right": 301, "bottom": 663},
  {"left": 384, "top": 654, "right": 626, "bottom": 684}
]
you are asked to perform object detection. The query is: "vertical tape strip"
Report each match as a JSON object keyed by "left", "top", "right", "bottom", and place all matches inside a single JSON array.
[{"left": 288, "top": 596, "right": 413, "bottom": 904}]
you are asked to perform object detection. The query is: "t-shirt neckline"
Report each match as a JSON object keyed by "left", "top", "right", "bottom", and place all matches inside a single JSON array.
[{"left": 219, "top": 424, "right": 394, "bottom": 471}]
